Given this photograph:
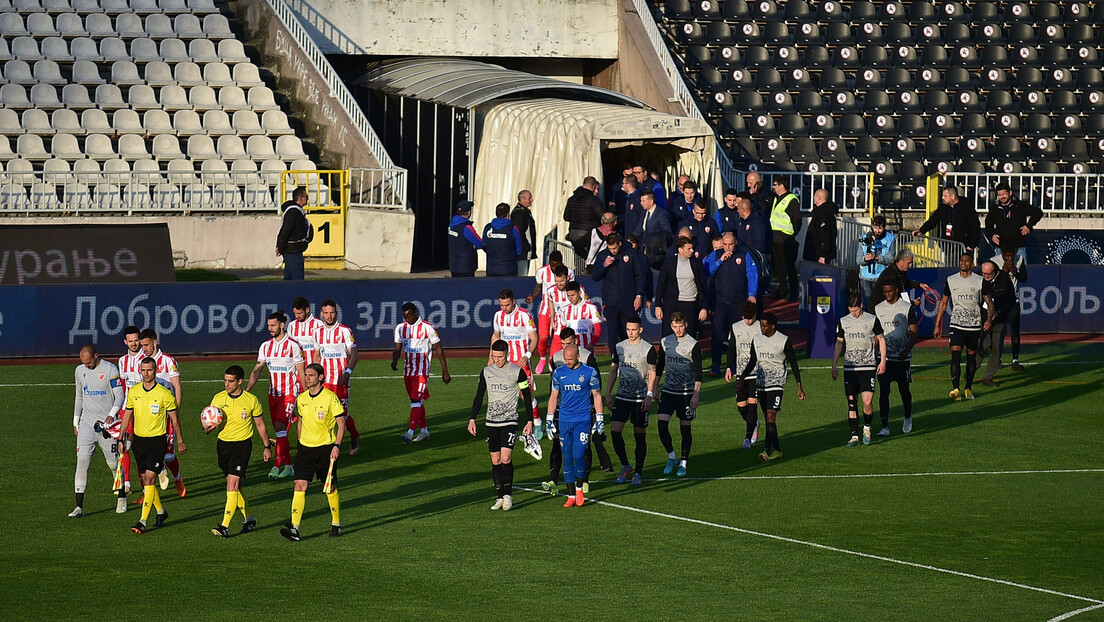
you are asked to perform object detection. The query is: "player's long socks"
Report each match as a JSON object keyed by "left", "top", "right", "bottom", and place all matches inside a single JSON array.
[
  {"left": 634, "top": 431, "right": 647, "bottom": 474},
  {"left": 501, "top": 462, "right": 513, "bottom": 496},
  {"left": 950, "top": 350, "right": 962, "bottom": 389},
  {"left": 738, "top": 403, "right": 749, "bottom": 423},
  {"left": 848, "top": 415, "right": 859, "bottom": 436},
  {"left": 75, "top": 492, "right": 85, "bottom": 508},
  {"left": 549, "top": 442, "right": 562, "bottom": 484},
  {"left": 900, "top": 382, "right": 913, "bottom": 418},
  {"left": 583, "top": 442, "right": 593, "bottom": 481},
  {"left": 680, "top": 425, "right": 692, "bottom": 460},
  {"left": 165, "top": 454, "right": 180, "bottom": 478},
  {"left": 964, "top": 351, "right": 977, "bottom": 389},
  {"left": 326, "top": 490, "right": 340, "bottom": 526},
  {"left": 221, "top": 491, "right": 237, "bottom": 528},
  {"left": 344, "top": 415, "right": 360, "bottom": 439},
  {"left": 236, "top": 491, "right": 249, "bottom": 520},
  {"left": 879, "top": 381, "right": 892, "bottom": 427},
  {"left": 290, "top": 490, "right": 305, "bottom": 528},
  {"left": 611, "top": 430, "right": 629, "bottom": 467},
  {"left": 275, "top": 432, "right": 290, "bottom": 467},
  {"left": 492, "top": 463, "right": 503, "bottom": 497},
  {"left": 764, "top": 421, "right": 780, "bottom": 453},
  {"left": 745, "top": 408, "right": 758, "bottom": 440},
  {"left": 657, "top": 418, "right": 674, "bottom": 454},
  {"left": 863, "top": 409, "right": 873, "bottom": 426}
]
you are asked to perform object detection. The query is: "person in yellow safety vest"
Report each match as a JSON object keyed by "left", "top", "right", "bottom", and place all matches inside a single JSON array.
[{"left": 769, "top": 177, "right": 802, "bottom": 302}]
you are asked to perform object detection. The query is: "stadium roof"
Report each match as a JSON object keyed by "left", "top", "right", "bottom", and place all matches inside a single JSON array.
[{"left": 354, "top": 58, "right": 645, "bottom": 109}]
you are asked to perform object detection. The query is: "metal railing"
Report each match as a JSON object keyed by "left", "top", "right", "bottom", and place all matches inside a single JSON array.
[
  {"left": 629, "top": 0, "right": 740, "bottom": 189},
  {"left": 280, "top": 169, "right": 345, "bottom": 208},
  {"left": 0, "top": 170, "right": 285, "bottom": 215},
  {"left": 945, "top": 172, "right": 1104, "bottom": 214},
  {"left": 347, "top": 166, "right": 407, "bottom": 210},
  {"left": 741, "top": 170, "right": 876, "bottom": 214},
  {"left": 545, "top": 237, "right": 587, "bottom": 275},
  {"left": 895, "top": 231, "right": 966, "bottom": 268},
  {"left": 264, "top": 0, "right": 400, "bottom": 174},
  {"left": 836, "top": 216, "right": 871, "bottom": 270}
]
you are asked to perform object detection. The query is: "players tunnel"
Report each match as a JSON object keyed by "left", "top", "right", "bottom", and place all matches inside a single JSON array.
[{"left": 352, "top": 58, "right": 717, "bottom": 271}]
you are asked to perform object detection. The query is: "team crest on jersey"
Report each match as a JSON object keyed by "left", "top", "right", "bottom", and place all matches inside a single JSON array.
[
  {"left": 317, "top": 410, "right": 325, "bottom": 420},
  {"left": 150, "top": 404, "right": 160, "bottom": 414},
  {"left": 623, "top": 255, "right": 629, "bottom": 262},
  {"left": 736, "top": 257, "right": 743, "bottom": 264},
  {"left": 240, "top": 410, "right": 248, "bottom": 420},
  {"left": 578, "top": 375, "right": 585, "bottom": 382},
  {"left": 98, "top": 373, "right": 105, "bottom": 380}
]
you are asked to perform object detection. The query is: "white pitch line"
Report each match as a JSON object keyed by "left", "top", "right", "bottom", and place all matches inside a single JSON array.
[
  {"left": 518, "top": 486, "right": 1104, "bottom": 607},
  {"left": 1048, "top": 603, "right": 1104, "bottom": 622},
  {"left": 517, "top": 468, "right": 1104, "bottom": 486}
]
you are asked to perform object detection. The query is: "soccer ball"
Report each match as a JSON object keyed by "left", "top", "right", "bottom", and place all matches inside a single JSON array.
[{"left": 200, "top": 406, "right": 225, "bottom": 430}]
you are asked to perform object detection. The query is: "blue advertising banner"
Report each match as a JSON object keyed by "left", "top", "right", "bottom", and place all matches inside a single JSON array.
[{"left": 0, "top": 277, "right": 670, "bottom": 357}]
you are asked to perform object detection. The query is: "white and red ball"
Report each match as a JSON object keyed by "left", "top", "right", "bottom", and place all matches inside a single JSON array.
[{"left": 201, "top": 406, "right": 225, "bottom": 430}]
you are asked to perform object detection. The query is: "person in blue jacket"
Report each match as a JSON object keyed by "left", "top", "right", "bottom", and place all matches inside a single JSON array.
[
  {"left": 482, "top": 202, "right": 523, "bottom": 277},
  {"left": 591, "top": 233, "right": 649, "bottom": 353},
  {"left": 449, "top": 200, "right": 483, "bottom": 277}
]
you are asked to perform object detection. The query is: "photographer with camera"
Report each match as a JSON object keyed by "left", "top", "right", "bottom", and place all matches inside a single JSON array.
[{"left": 856, "top": 214, "right": 896, "bottom": 304}]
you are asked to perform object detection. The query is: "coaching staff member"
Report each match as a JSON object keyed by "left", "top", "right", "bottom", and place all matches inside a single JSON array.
[
  {"left": 276, "top": 186, "right": 311, "bottom": 280},
  {"left": 482, "top": 202, "right": 524, "bottom": 276},
  {"left": 591, "top": 233, "right": 649, "bottom": 353},
  {"left": 449, "top": 200, "right": 483, "bottom": 277},
  {"left": 655, "top": 236, "right": 708, "bottom": 337}
]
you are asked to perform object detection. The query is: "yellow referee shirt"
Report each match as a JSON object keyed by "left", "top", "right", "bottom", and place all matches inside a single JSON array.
[
  {"left": 210, "top": 390, "right": 263, "bottom": 443},
  {"left": 295, "top": 387, "right": 344, "bottom": 448},
  {"left": 124, "top": 383, "right": 177, "bottom": 437}
]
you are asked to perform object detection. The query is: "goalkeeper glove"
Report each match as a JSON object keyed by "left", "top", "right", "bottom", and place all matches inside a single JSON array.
[
  {"left": 533, "top": 417, "right": 543, "bottom": 441},
  {"left": 545, "top": 416, "right": 557, "bottom": 437},
  {"left": 593, "top": 414, "right": 605, "bottom": 436}
]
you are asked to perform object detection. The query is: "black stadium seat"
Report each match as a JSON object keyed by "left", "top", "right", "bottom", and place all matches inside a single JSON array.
[
  {"left": 849, "top": 1, "right": 876, "bottom": 22},
  {"left": 917, "top": 67, "right": 944, "bottom": 90},
  {"left": 992, "top": 112, "right": 1021, "bottom": 136},
  {"left": 919, "top": 46, "right": 949, "bottom": 69},
  {"left": 685, "top": 46, "right": 712, "bottom": 70},
  {"left": 794, "top": 22, "right": 823, "bottom": 45},
  {"left": 1029, "top": 136, "right": 1058, "bottom": 161},
  {"left": 980, "top": 46, "right": 1009, "bottom": 68},
  {"left": 1045, "top": 68, "right": 1074, "bottom": 92},
  {"left": 889, "top": 137, "right": 921, "bottom": 160},
  {"left": 859, "top": 22, "right": 886, "bottom": 46},
  {"left": 810, "top": 112, "right": 836, "bottom": 136},
  {"left": 829, "top": 90, "right": 860, "bottom": 114},
  {"left": 726, "top": 67, "right": 752, "bottom": 89},
  {"left": 666, "top": 0, "right": 694, "bottom": 20},
  {"left": 878, "top": 2, "right": 906, "bottom": 22},
  {"left": 738, "top": 90, "right": 766, "bottom": 113},
  {"left": 924, "top": 136, "right": 954, "bottom": 162},
  {"left": 987, "top": 90, "right": 1017, "bottom": 115},
  {"left": 959, "top": 113, "right": 989, "bottom": 138},
  {"left": 773, "top": 46, "right": 801, "bottom": 69},
  {"left": 863, "top": 90, "right": 893, "bottom": 114},
  {"left": 753, "top": 0, "right": 780, "bottom": 20},
  {"left": 943, "top": 23, "right": 971, "bottom": 46},
  {"left": 817, "top": 67, "right": 849, "bottom": 91},
  {"left": 895, "top": 90, "right": 920, "bottom": 114},
  {"left": 869, "top": 113, "right": 896, "bottom": 138},
  {"left": 779, "top": 113, "right": 807, "bottom": 135},
  {"left": 715, "top": 46, "right": 740, "bottom": 69},
  {"left": 898, "top": 113, "right": 926, "bottom": 137},
  {"left": 696, "top": 67, "right": 726, "bottom": 91},
  {"left": 1076, "top": 68, "right": 1103, "bottom": 91},
  {"left": 692, "top": 0, "right": 723, "bottom": 21},
  {"left": 785, "top": 67, "right": 814, "bottom": 91},
  {"left": 769, "top": 90, "right": 795, "bottom": 113},
  {"left": 723, "top": 0, "right": 750, "bottom": 20},
  {"left": 1056, "top": 113, "right": 1082, "bottom": 137},
  {"left": 819, "top": 136, "right": 850, "bottom": 162},
  {"left": 722, "top": 113, "right": 747, "bottom": 134},
  {"left": 911, "top": 0, "right": 937, "bottom": 23},
  {"left": 1068, "top": 24, "right": 1095, "bottom": 46},
  {"left": 893, "top": 45, "right": 919, "bottom": 68},
  {"left": 980, "top": 67, "right": 1010, "bottom": 90},
  {"left": 885, "top": 67, "right": 913, "bottom": 91},
  {"left": 1024, "top": 113, "right": 1053, "bottom": 137},
  {"left": 816, "top": 0, "right": 846, "bottom": 22},
  {"left": 1084, "top": 91, "right": 1104, "bottom": 114},
  {"left": 785, "top": 0, "right": 811, "bottom": 21},
  {"left": 680, "top": 22, "right": 705, "bottom": 45},
  {"left": 1041, "top": 46, "right": 1069, "bottom": 69},
  {"left": 1003, "top": 2, "right": 1029, "bottom": 22},
  {"left": 974, "top": 23, "right": 1002, "bottom": 44},
  {"left": 790, "top": 137, "right": 818, "bottom": 165},
  {"left": 832, "top": 45, "right": 860, "bottom": 69},
  {"left": 1031, "top": 160, "right": 1059, "bottom": 174},
  {"left": 765, "top": 22, "right": 791, "bottom": 45},
  {"left": 954, "top": 45, "right": 980, "bottom": 68},
  {"left": 1068, "top": 1, "right": 1094, "bottom": 21},
  {"left": 1034, "top": 1, "right": 1061, "bottom": 24},
  {"left": 705, "top": 21, "right": 733, "bottom": 44},
  {"left": 1040, "top": 24, "right": 1065, "bottom": 46},
  {"left": 825, "top": 22, "right": 853, "bottom": 45},
  {"left": 1051, "top": 90, "right": 1079, "bottom": 113},
  {"left": 757, "top": 136, "right": 790, "bottom": 165},
  {"left": 970, "top": 1, "right": 999, "bottom": 21},
  {"left": 1019, "top": 90, "right": 1047, "bottom": 114},
  {"left": 710, "top": 91, "right": 736, "bottom": 114},
  {"left": 958, "top": 136, "right": 990, "bottom": 160},
  {"left": 1007, "top": 24, "right": 1034, "bottom": 46},
  {"left": 930, "top": 113, "right": 957, "bottom": 136},
  {"left": 918, "top": 23, "right": 943, "bottom": 44},
  {"left": 946, "top": 67, "right": 977, "bottom": 89},
  {"left": 795, "top": 90, "right": 825, "bottom": 113},
  {"left": 750, "top": 113, "right": 776, "bottom": 137},
  {"left": 1072, "top": 46, "right": 1099, "bottom": 69},
  {"left": 837, "top": 113, "right": 865, "bottom": 138},
  {"left": 744, "top": 45, "right": 771, "bottom": 68},
  {"left": 853, "top": 135, "right": 884, "bottom": 161},
  {"left": 1060, "top": 137, "right": 1089, "bottom": 160},
  {"left": 802, "top": 45, "right": 831, "bottom": 69},
  {"left": 957, "top": 159, "right": 988, "bottom": 173},
  {"left": 993, "top": 136, "right": 1024, "bottom": 160},
  {"left": 1015, "top": 67, "right": 1043, "bottom": 91},
  {"left": 856, "top": 68, "right": 883, "bottom": 90},
  {"left": 1014, "top": 45, "right": 1040, "bottom": 67},
  {"left": 953, "top": 90, "right": 981, "bottom": 115},
  {"left": 1087, "top": 114, "right": 1104, "bottom": 136}
]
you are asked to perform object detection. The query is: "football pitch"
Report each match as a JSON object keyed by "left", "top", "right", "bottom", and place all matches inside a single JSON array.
[{"left": 2, "top": 343, "right": 1102, "bottom": 620}]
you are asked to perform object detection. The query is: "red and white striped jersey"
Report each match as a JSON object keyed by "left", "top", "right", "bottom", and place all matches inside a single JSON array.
[
  {"left": 288, "top": 315, "right": 325, "bottom": 363},
  {"left": 257, "top": 336, "right": 304, "bottom": 397},
  {"left": 316, "top": 322, "right": 355, "bottom": 385},
  {"left": 554, "top": 300, "right": 603, "bottom": 350},
  {"left": 544, "top": 283, "right": 588, "bottom": 322},
  {"left": 493, "top": 306, "right": 536, "bottom": 366},
  {"left": 536, "top": 264, "right": 575, "bottom": 314},
  {"left": 394, "top": 319, "right": 440, "bottom": 377},
  {"left": 150, "top": 349, "right": 180, "bottom": 393},
  {"left": 118, "top": 350, "right": 144, "bottom": 394}
]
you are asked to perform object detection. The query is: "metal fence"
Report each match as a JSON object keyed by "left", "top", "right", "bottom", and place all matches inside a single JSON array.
[
  {"left": 347, "top": 167, "right": 407, "bottom": 210},
  {"left": 895, "top": 231, "right": 966, "bottom": 268},
  {"left": 945, "top": 172, "right": 1104, "bottom": 214},
  {"left": 835, "top": 217, "right": 870, "bottom": 270},
  {"left": 545, "top": 237, "right": 588, "bottom": 275},
  {"left": 741, "top": 170, "right": 875, "bottom": 214}
]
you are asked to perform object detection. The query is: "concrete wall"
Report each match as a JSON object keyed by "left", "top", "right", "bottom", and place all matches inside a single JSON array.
[
  {"left": 345, "top": 207, "right": 416, "bottom": 272},
  {"left": 289, "top": 0, "right": 618, "bottom": 58},
  {"left": 608, "top": 0, "right": 686, "bottom": 116},
  {"left": 17, "top": 216, "right": 283, "bottom": 270},
  {"left": 237, "top": 0, "right": 381, "bottom": 170}
]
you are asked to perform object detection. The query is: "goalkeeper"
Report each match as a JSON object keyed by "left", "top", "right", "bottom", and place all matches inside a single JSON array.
[
  {"left": 468, "top": 340, "right": 535, "bottom": 512},
  {"left": 70, "top": 345, "right": 126, "bottom": 518},
  {"left": 546, "top": 344, "right": 603, "bottom": 508}
]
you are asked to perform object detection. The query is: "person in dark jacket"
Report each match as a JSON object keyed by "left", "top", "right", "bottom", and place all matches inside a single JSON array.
[
  {"left": 655, "top": 237, "right": 708, "bottom": 337},
  {"left": 912, "top": 185, "right": 981, "bottom": 254},
  {"left": 985, "top": 182, "right": 1043, "bottom": 264},
  {"left": 668, "top": 180, "right": 701, "bottom": 230},
  {"left": 632, "top": 162, "right": 667, "bottom": 211},
  {"left": 745, "top": 171, "right": 774, "bottom": 230},
  {"left": 448, "top": 200, "right": 483, "bottom": 277},
  {"left": 625, "top": 234, "right": 654, "bottom": 304},
  {"left": 714, "top": 187, "right": 741, "bottom": 233},
  {"left": 868, "top": 249, "right": 937, "bottom": 311},
  {"left": 706, "top": 232, "right": 759, "bottom": 375},
  {"left": 735, "top": 193, "right": 769, "bottom": 258},
  {"left": 563, "top": 177, "right": 605, "bottom": 261},
  {"left": 620, "top": 176, "right": 644, "bottom": 238},
  {"left": 482, "top": 202, "right": 523, "bottom": 277},
  {"left": 803, "top": 189, "right": 839, "bottom": 264},
  {"left": 685, "top": 199, "right": 716, "bottom": 259},
  {"left": 634, "top": 190, "right": 674, "bottom": 270},
  {"left": 276, "top": 186, "right": 310, "bottom": 280},
  {"left": 591, "top": 233, "right": 649, "bottom": 352},
  {"left": 769, "top": 176, "right": 802, "bottom": 301},
  {"left": 511, "top": 190, "right": 537, "bottom": 276}
]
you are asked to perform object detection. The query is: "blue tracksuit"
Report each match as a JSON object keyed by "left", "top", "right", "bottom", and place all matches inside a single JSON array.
[{"left": 551, "top": 362, "right": 600, "bottom": 485}]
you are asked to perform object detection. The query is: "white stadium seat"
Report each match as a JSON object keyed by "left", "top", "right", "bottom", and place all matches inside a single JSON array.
[
  {"left": 158, "top": 0, "right": 188, "bottom": 13},
  {"left": 129, "top": 0, "right": 158, "bottom": 14},
  {"left": 33, "top": 59, "right": 66, "bottom": 84},
  {"left": 200, "top": 157, "right": 227, "bottom": 172},
  {"left": 128, "top": 83, "right": 161, "bottom": 110},
  {"left": 51, "top": 108, "right": 83, "bottom": 135},
  {"left": 26, "top": 13, "right": 58, "bottom": 37},
  {"left": 1, "top": 84, "right": 32, "bottom": 109},
  {"left": 49, "top": 132, "right": 81, "bottom": 158},
  {"left": 5, "top": 158, "right": 36, "bottom": 182},
  {"left": 71, "top": 58, "right": 104, "bottom": 84},
  {"left": 144, "top": 13, "right": 173, "bottom": 39},
  {"left": 202, "top": 109, "right": 231, "bottom": 135},
  {"left": 0, "top": 38, "right": 13, "bottom": 63},
  {"left": 114, "top": 13, "right": 144, "bottom": 39},
  {"left": 113, "top": 109, "right": 142, "bottom": 133},
  {"left": 0, "top": 109, "right": 20, "bottom": 135},
  {"left": 100, "top": 0, "right": 129, "bottom": 14},
  {"left": 85, "top": 14, "right": 116, "bottom": 39},
  {"left": 187, "top": 0, "right": 216, "bottom": 14},
  {"left": 246, "top": 134, "right": 275, "bottom": 160},
  {"left": 0, "top": 137, "right": 17, "bottom": 162},
  {"left": 182, "top": 181, "right": 211, "bottom": 206},
  {"left": 61, "top": 83, "right": 94, "bottom": 109},
  {"left": 130, "top": 37, "right": 161, "bottom": 63},
  {"left": 259, "top": 158, "right": 285, "bottom": 184},
  {"left": 93, "top": 83, "right": 125, "bottom": 109},
  {"left": 152, "top": 133, "right": 184, "bottom": 160},
  {"left": 247, "top": 86, "right": 278, "bottom": 111},
  {"left": 230, "top": 158, "right": 257, "bottom": 173},
  {"left": 173, "top": 61, "right": 202, "bottom": 87},
  {"left": 71, "top": 0, "right": 102, "bottom": 14},
  {"left": 232, "top": 62, "right": 263, "bottom": 88},
  {"left": 171, "top": 109, "right": 202, "bottom": 135},
  {"left": 84, "top": 132, "right": 116, "bottom": 160},
  {"left": 43, "top": 0, "right": 73, "bottom": 12},
  {"left": 217, "top": 84, "right": 247, "bottom": 110},
  {"left": 152, "top": 181, "right": 181, "bottom": 208},
  {"left": 211, "top": 182, "right": 241, "bottom": 206},
  {"left": 202, "top": 14, "right": 232, "bottom": 38},
  {"left": 159, "top": 37, "right": 189, "bottom": 62},
  {"left": 142, "top": 109, "right": 173, "bottom": 135},
  {"left": 187, "top": 84, "right": 220, "bottom": 110},
  {"left": 30, "top": 83, "right": 62, "bottom": 108},
  {"left": 1, "top": 183, "right": 30, "bottom": 209},
  {"left": 124, "top": 182, "right": 151, "bottom": 208},
  {"left": 93, "top": 182, "right": 122, "bottom": 208},
  {"left": 80, "top": 107, "right": 111, "bottom": 133},
  {"left": 72, "top": 157, "right": 103, "bottom": 186},
  {"left": 70, "top": 37, "right": 101, "bottom": 61},
  {"left": 185, "top": 134, "right": 215, "bottom": 160},
  {"left": 0, "top": 14, "right": 29, "bottom": 37},
  {"left": 172, "top": 13, "right": 201, "bottom": 38},
  {"left": 63, "top": 181, "right": 92, "bottom": 208},
  {"left": 16, "top": 133, "right": 50, "bottom": 160},
  {"left": 11, "top": 36, "right": 43, "bottom": 62},
  {"left": 3, "top": 60, "right": 35, "bottom": 85},
  {"left": 110, "top": 59, "right": 143, "bottom": 85},
  {"left": 30, "top": 181, "right": 59, "bottom": 208},
  {"left": 202, "top": 62, "right": 233, "bottom": 87},
  {"left": 144, "top": 60, "right": 175, "bottom": 86},
  {"left": 41, "top": 156, "right": 71, "bottom": 182},
  {"left": 276, "top": 135, "right": 307, "bottom": 160},
  {"left": 231, "top": 110, "right": 262, "bottom": 135},
  {"left": 216, "top": 134, "right": 246, "bottom": 160},
  {"left": 99, "top": 37, "right": 129, "bottom": 62},
  {"left": 54, "top": 12, "right": 84, "bottom": 36},
  {"left": 131, "top": 157, "right": 162, "bottom": 182},
  {"left": 188, "top": 38, "right": 217, "bottom": 63},
  {"left": 41, "top": 36, "right": 74, "bottom": 62},
  {"left": 21, "top": 108, "right": 53, "bottom": 134},
  {"left": 217, "top": 39, "right": 248, "bottom": 64},
  {"left": 158, "top": 84, "right": 190, "bottom": 110},
  {"left": 13, "top": 0, "right": 44, "bottom": 13}
]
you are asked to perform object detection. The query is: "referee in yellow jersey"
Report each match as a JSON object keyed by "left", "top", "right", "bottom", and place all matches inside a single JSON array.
[
  {"left": 205, "top": 365, "right": 274, "bottom": 538},
  {"left": 281, "top": 363, "right": 345, "bottom": 541},
  {"left": 117, "top": 357, "right": 186, "bottom": 534}
]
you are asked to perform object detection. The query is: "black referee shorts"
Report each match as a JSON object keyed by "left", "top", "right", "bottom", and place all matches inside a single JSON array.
[
  {"left": 131, "top": 434, "right": 165, "bottom": 475},
  {"left": 217, "top": 439, "right": 253, "bottom": 478},
  {"left": 293, "top": 444, "right": 336, "bottom": 484}
]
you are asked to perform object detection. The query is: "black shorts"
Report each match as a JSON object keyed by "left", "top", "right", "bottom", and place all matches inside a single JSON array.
[
  {"left": 611, "top": 398, "right": 650, "bottom": 428},
  {"left": 658, "top": 392, "right": 696, "bottom": 421},
  {"left": 217, "top": 438, "right": 253, "bottom": 478},
  {"left": 843, "top": 369, "right": 877, "bottom": 396},
  {"left": 486, "top": 425, "right": 519, "bottom": 452},
  {"left": 735, "top": 376, "right": 756, "bottom": 402},
  {"left": 879, "top": 359, "right": 912, "bottom": 385},
  {"left": 757, "top": 388, "right": 784, "bottom": 412},
  {"left": 949, "top": 327, "right": 981, "bottom": 350},
  {"left": 131, "top": 434, "right": 165, "bottom": 474},
  {"left": 293, "top": 443, "right": 336, "bottom": 484}
]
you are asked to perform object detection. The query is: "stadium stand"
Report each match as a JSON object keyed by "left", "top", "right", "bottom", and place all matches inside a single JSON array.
[
  {"left": 0, "top": 0, "right": 319, "bottom": 213},
  {"left": 648, "top": 0, "right": 1104, "bottom": 210}
]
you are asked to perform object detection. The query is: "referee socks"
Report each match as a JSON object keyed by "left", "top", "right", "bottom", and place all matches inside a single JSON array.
[
  {"left": 326, "top": 490, "right": 340, "bottom": 526},
  {"left": 222, "top": 491, "right": 238, "bottom": 528}
]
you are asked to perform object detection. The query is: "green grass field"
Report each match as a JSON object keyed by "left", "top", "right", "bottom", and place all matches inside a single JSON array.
[{"left": 2, "top": 343, "right": 1102, "bottom": 620}]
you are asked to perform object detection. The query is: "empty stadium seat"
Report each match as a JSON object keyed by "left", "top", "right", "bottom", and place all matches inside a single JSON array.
[
  {"left": 131, "top": 37, "right": 161, "bottom": 63},
  {"left": 160, "top": 37, "right": 190, "bottom": 62},
  {"left": 159, "top": 84, "right": 190, "bottom": 110},
  {"left": 172, "top": 109, "right": 202, "bottom": 135}
]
